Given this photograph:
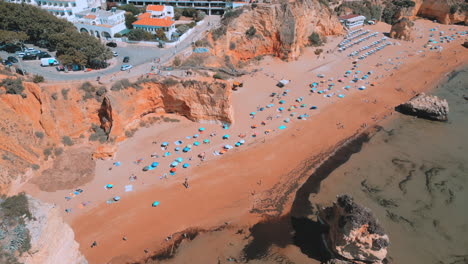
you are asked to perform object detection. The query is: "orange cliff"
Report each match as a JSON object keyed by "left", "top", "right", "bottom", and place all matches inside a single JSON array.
[
  {"left": 211, "top": 0, "right": 343, "bottom": 62},
  {"left": 0, "top": 75, "right": 233, "bottom": 194}
]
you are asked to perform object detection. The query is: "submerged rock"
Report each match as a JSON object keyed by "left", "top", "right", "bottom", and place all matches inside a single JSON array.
[
  {"left": 396, "top": 93, "right": 449, "bottom": 121},
  {"left": 318, "top": 194, "right": 389, "bottom": 264}
]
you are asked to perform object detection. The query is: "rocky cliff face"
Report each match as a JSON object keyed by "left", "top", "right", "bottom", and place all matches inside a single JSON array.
[
  {"left": 396, "top": 93, "right": 449, "bottom": 121},
  {"left": 390, "top": 17, "right": 414, "bottom": 41},
  {"left": 318, "top": 195, "right": 389, "bottom": 264},
  {"left": 415, "top": 0, "right": 468, "bottom": 25},
  {"left": 19, "top": 196, "right": 88, "bottom": 264},
  {"left": 212, "top": 0, "right": 343, "bottom": 62},
  {"left": 0, "top": 74, "right": 233, "bottom": 194}
]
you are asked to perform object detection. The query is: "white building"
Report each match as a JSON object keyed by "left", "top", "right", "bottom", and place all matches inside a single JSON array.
[
  {"left": 6, "top": 0, "right": 105, "bottom": 21},
  {"left": 73, "top": 7, "right": 126, "bottom": 39},
  {"left": 339, "top": 14, "right": 366, "bottom": 29},
  {"left": 132, "top": 5, "right": 176, "bottom": 40}
]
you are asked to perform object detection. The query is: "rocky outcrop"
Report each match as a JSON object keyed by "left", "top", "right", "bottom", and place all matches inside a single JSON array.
[
  {"left": 463, "top": 41, "right": 468, "bottom": 48},
  {"left": 390, "top": 18, "right": 414, "bottom": 41},
  {"left": 318, "top": 195, "right": 389, "bottom": 264},
  {"left": 415, "top": 0, "right": 468, "bottom": 25},
  {"left": 19, "top": 196, "right": 88, "bottom": 264},
  {"left": 396, "top": 93, "right": 449, "bottom": 121},
  {"left": 212, "top": 0, "right": 343, "bottom": 62},
  {"left": 0, "top": 74, "right": 233, "bottom": 194},
  {"left": 98, "top": 96, "right": 113, "bottom": 136}
]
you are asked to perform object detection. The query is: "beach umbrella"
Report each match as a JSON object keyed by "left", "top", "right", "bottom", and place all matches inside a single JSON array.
[
  {"left": 259, "top": 107, "right": 265, "bottom": 111},
  {"left": 151, "top": 162, "right": 159, "bottom": 167},
  {"left": 279, "top": 125, "right": 286, "bottom": 130},
  {"left": 284, "top": 118, "right": 290, "bottom": 123},
  {"left": 106, "top": 184, "right": 113, "bottom": 189},
  {"left": 193, "top": 134, "right": 199, "bottom": 138},
  {"left": 338, "top": 94, "right": 345, "bottom": 98},
  {"left": 161, "top": 142, "right": 168, "bottom": 147},
  {"left": 310, "top": 106, "right": 318, "bottom": 110},
  {"left": 170, "top": 168, "right": 177, "bottom": 173},
  {"left": 170, "top": 161, "right": 179, "bottom": 167},
  {"left": 239, "top": 139, "right": 245, "bottom": 144},
  {"left": 193, "top": 141, "right": 200, "bottom": 146},
  {"left": 186, "top": 144, "right": 193, "bottom": 148},
  {"left": 203, "top": 139, "right": 210, "bottom": 144},
  {"left": 199, "top": 127, "right": 205, "bottom": 132},
  {"left": 300, "top": 104, "right": 306, "bottom": 108},
  {"left": 114, "top": 161, "right": 121, "bottom": 166},
  {"left": 250, "top": 112, "right": 256, "bottom": 116},
  {"left": 183, "top": 163, "right": 189, "bottom": 168},
  {"left": 278, "top": 107, "right": 284, "bottom": 112},
  {"left": 344, "top": 85, "right": 351, "bottom": 90},
  {"left": 358, "top": 86, "right": 366, "bottom": 90},
  {"left": 175, "top": 147, "right": 180, "bottom": 151},
  {"left": 266, "top": 104, "right": 274, "bottom": 108},
  {"left": 223, "top": 124, "right": 229, "bottom": 129},
  {"left": 152, "top": 201, "right": 160, "bottom": 207},
  {"left": 113, "top": 196, "right": 120, "bottom": 201},
  {"left": 223, "top": 134, "right": 230, "bottom": 139},
  {"left": 176, "top": 157, "right": 183, "bottom": 163},
  {"left": 183, "top": 147, "right": 190, "bottom": 152},
  {"left": 235, "top": 142, "right": 241, "bottom": 147},
  {"left": 164, "top": 151, "right": 171, "bottom": 157},
  {"left": 279, "top": 100, "right": 285, "bottom": 104},
  {"left": 143, "top": 166, "right": 150, "bottom": 171}
]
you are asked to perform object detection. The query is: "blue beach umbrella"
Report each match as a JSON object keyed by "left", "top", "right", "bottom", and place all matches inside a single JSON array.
[
  {"left": 239, "top": 139, "right": 245, "bottom": 144},
  {"left": 175, "top": 147, "right": 180, "bottom": 151},
  {"left": 310, "top": 106, "right": 318, "bottom": 110},
  {"left": 223, "top": 134, "right": 230, "bottom": 139},
  {"left": 176, "top": 157, "right": 183, "bottom": 162},
  {"left": 114, "top": 161, "right": 121, "bottom": 166},
  {"left": 170, "top": 161, "right": 179, "bottom": 167},
  {"left": 235, "top": 142, "right": 241, "bottom": 147},
  {"left": 152, "top": 201, "right": 160, "bottom": 207},
  {"left": 338, "top": 94, "right": 345, "bottom": 98},
  {"left": 250, "top": 112, "right": 256, "bottom": 116},
  {"left": 279, "top": 125, "right": 286, "bottom": 130},
  {"left": 203, "top": 139, "right": 210, "bottom": 144},
  {"left": 183, "top": 163, "right": 189, "bottom": 168},
  {"left": 259, "top": 107, "right": 265, "bottom": 111},
  {"left": 113, "top": 196, "right": 120, "bottom": 201},
  {"left": 161, "top": 142, "right": 168, "bottom": 147},
  {"left": 193, "top": 134, "right": 199, "bottom": 138},
  {"left": 106, "top": 184, "right": 113, "bottom": 189},
  {"left": 183, "top": 147, "right": 191, "bottom": 152},
  {"left": 151, "top": 162, "right": 159, "bottom": 167},
  {"left": 279, "top": 100, "right": 285, "bottom": 104},
  {"left": 198, "top": 127, "right": 205, "bottom": 132},
  {"left": 164, "top": 151, "right": 171, "bottom": 157},
  {"left": 193, "top": 141, "right": 200, "bottom": 146}
]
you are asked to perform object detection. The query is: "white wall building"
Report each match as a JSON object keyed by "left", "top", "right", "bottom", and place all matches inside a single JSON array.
[
  {"left": 6, "top": 0, "right": 105, "bottom": 21},
  {"left": 73, "top": 7, "right": 126, "bottom": 39},
  {"left": 132, "top": 5, "right": 176, "bottom": 40},
  {"left": 339, "top": 14, "right": 366, "bottom": 29}
]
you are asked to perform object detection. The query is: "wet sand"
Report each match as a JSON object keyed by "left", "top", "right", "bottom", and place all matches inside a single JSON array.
[{"left": 21, "top": 20, "right": 468, "bottom": 263}]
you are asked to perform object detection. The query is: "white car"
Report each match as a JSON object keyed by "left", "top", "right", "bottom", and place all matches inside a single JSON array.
[
  {"left": 113, "top": 51, "right": 118, "bottom": 57},
  {"left": 121, "top": 65, "right": 133, "bottom": 71},
  {"left": 15, "top": 51, "right": 25, "bottom": 58}
]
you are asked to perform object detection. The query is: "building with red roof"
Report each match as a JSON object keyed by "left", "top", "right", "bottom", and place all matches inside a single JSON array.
[{"left": 132, "top": 4, "right": 176, "bottom": 39}]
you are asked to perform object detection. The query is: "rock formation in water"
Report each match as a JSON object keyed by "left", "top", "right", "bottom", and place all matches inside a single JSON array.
[
  {"left": 0, "top": 71, "right": 233, "bottom": 194},
  {"left": 396, "top": 93, "right": 449, "bottom": 121},
  {"left": 211, "top": 0, "right": 343, "bottom": 62},
  {"left": 390, "top": 18, "right": 414, "bottom": 41},
  {"left": 318, "top": 194, "right": 389, "bottom": 264},
  {"left": 0, "top": 195, "right": 87, "bottom": 264}
]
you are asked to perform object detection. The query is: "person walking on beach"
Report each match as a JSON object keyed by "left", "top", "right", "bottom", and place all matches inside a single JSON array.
[
  {"left": 91, "top": 241, "right": 97, "bottom": 248},
  {"left": 183, "top": 178, "right": 189, "bottom": 189}
]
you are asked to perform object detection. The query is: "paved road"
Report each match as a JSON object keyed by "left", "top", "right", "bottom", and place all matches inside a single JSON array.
[{"left": 1, "top": 16, "right": 220, "bottom": 82}]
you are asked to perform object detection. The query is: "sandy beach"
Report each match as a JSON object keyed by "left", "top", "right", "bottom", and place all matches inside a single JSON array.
[{"left": 21, "top": 20, "right": 468, "bottom": 263}]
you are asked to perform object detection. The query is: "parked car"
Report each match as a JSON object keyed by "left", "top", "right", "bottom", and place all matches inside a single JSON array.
[
  {"left": 3, "top": 44, "right": 22, "bottom": 53},
  {"left": 106, "top": 42, "right": 117, "bottom": 48},
  {"left": 7, "top": 56, "right": 18, "bottom": 63},
  {"left": 37, "top": 52, "right": 52, "bottom": 59},
  {"left": 22, "top": 54, "right": 37, "bottom": 60},
  {"left": 15, "top": 51, "right": 26, "bottom": 58},
  {"left": 123, "top": 56, "right": 130, "bottom": 63},
  {"left": 112, "top": 51, "right": 118, "bottom": 57},
  {"left": 56, "top": 65, "right": 65, "bottom": 71},
  {"left": 16, "top": 68, "right": 27, "bottom": 75},
  {"left": 2, "top": 60, "right": 13, "bottom": 67},
  {"left": 29, "top": 50, "right": 41, "bottom": 55},
  {"left": 121, "top": 64, "right": 133, "bottom": 71}
]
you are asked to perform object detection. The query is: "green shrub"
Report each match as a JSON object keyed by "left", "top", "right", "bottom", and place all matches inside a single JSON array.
[
  {"left": 54, "top": 147, "right": 63, "bottom": 156},
  {"left": 51, "top": 92, "right": 58, "bottom": 100},
  {"left": 34, "top": 131, "right": 44, "bottom": 139},
  {"left": 32, "top": 74, "right": 44, "bottom": 83},
  {"left": 229, "top": 42, "right": 236, "bottom": 50},
  {"left": 43, "top": 148, "right": 52, "bottom": 159},
  {"left": 79, "top": 81, "right": 96, "bottom": 101},
  {"left": 128, "top": 29, "right": 153, "bottom": 41},
  {"left": 1, "top": 78, "right": 24, "bottom": 95},
  {"left": 31, "top": 164, "right": 40, "bottom": 170},
  {"left": 89, "top": 124, "right": 108, "bottom": 143},
  {"left": 213, "top": 72, "right": 228, "bottom": 80},
  {"left": 114, "top": 33, "right": 122, "bottom": 38},
  {"left": 222, "top": 9, "right": 243, "bottom": 26},
  {"left": 245, "top": 26, "right": 256, "bottom": 38},
  {"left": 212, "top": 26, "right": 227, "bottom": 41},
  {"left": 61, "top": 136, "right": 74, "bottom": 146},
  {"left": 162, "top": 78, "right": 179, "bottom": 87},
  {"left": 173, "top": 56, "right": 181, "bottom": 67},
  {"left": 450, "top": 5, "right": 458, "bottom": 14},
  {"left": 176, "top": 24, "right": 190, "bottom": 35},
  {"left": 61, "top": 88, "right": 69, "bottom": 100},
  {"left": 111, "top": 78, "right": 133, "bottom": 91},
  {"left": 96, "top": 86, "right": 107, "bottom": 97},
  {"left": 308, "top": 32, "right": 323, "bottom": 46},
  {"left": 0, "top": 193, "right": 32, "bottom": 219},
  {"left": 193, "top": 39, "right": 211, "bottom": 48}
]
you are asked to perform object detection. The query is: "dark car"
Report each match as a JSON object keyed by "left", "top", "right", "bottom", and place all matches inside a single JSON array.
[
  {"left": 2, "top": 44, "right": 23, "bottom": 53},
  {"left": 123, "top": 56, "right": 130, "bottom": 63},
  {"left": 2, "top": 60, "right": 13, "bottom": 66},
  {"left": 37, "top": 52, "right": 52, "bottom": 59},
  {"left": 7, "top": 56, "right": 18, "bottom": 63},
  {"left": 16, "top": 68, "right": 27, "bottom": 75},
  {"left": 22, "top": 54, "right": 37, "bottom": 60},
  {"left": 106, "top": 42, "right": 117, "bottom": 48}
]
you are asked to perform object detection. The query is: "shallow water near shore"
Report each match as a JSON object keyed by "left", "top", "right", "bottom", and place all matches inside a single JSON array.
[{"left": 309, "top": 67, "right": 468, "bottom": 263}]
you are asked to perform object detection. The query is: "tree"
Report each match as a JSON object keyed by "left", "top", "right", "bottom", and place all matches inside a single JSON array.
[
  {"left": 128, "top": 29, "right": 153, "bottom": 41},
  {"left": 174, "top": 8, "right": 182, "bottom": 20},
  {"left": 176, "top": 24, "right": 190, "bottom": 35},
  {"left": 0, "top": 30, "right": 28, "bottom": 44},
  {"left": 125, "top": 13, "right": 137, "bottom": 29},
  {"left": 245, "top": 26, "right": 256, "bottom": 38},
  {"left": 308, "top": 32, "right": 323, "bottom": 46},
  {"left": 117, "top": 4, "right": 141, "bottom": 16},
  {"left": 155, "top": 28, "right": 168, "bottom": 41}
]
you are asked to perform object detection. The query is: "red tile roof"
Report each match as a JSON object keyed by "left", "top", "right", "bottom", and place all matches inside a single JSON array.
[
  {"left": 146, "top": 5, "right": 165, "bottom": 12},
  {"left": 133, "top": 13, "right": 174, "bottom": 27},
  {"left": 84, "top": 14, "right": 96, "bottom": 19},
  {"left": 339, "top": 14, "right": 360, "bottom": 20}
]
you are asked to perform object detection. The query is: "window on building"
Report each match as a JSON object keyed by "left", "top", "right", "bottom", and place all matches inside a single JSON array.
[
  {"left": 64, "top": 3, "right": 68, "bottom": 7},
  {"left": 68, "top": 11, "right": 72, "bottom": 15},
  {"left": 72, "top": 3, "right": 76, "bottom": 7}
]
